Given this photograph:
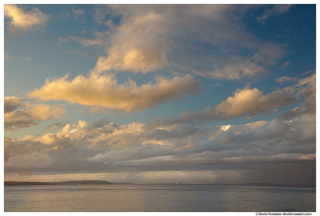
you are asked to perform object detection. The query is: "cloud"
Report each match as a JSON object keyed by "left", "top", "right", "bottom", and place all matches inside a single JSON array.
[
  {"left": 203, "top": 59, "right": 268, "bottom": 80},
  {"left": 4, "top": 97, "right": 23, "bottom": 113},
  {"left": 214, "top": 87, "right": 295, "bottom": 120},
  {"left": 94, "top": 41, "right": 172, "bottom": 73},
  {"left": 283, "top": 73, "right": 316, "bottom": 120},
  {"left": 150, "top": 87, "right": 295, "bottom": 126},
  {"left": 61, "top": 5, "right": 286, "bottom": 78},
  {"left": 5, "top": 153, "right": 54, "bottom": 168},
  {"left": 4, "top": 72, "right": 316, "bottom": 182},
  {"left": 4, "top": 98, "right": 66, "bottom": 131},
  {"left": 155, "top": 73, "right": 315, "bottom": 127},
  {"left": 25, "top": 57, "right": 34, "bottom": 61},
  {"left": 275, "top": 76, "right": 298, "bottom": 83},
  {"left": 93, "top": 5, "right": 110, "bottom": 25},
  {"left": 59, "top": 31, "right": 111, "bottom": 47},
  {"left": 72, "top": 7, "right": 85, "bottom": 19},
  {"left": 4, "top": 54, "right": 15, "bottom": 61},
  {"left": 45, "top": 122, "right": 68, "bottom": 131},
  {"left": 280, "top": 61, "right": 291, "bottom": 70},
  {"left": 93, "top": 12, "right": 173, "bottom": 73},
  {"left": 28, "top": 73, "right": 200, "bottom": 113},
  {"left": 4, "top": 113, "right": 315, "bottom": 186},
  {"left": 4, "top": 4, "right": 50, "bottom": 34},
  {"left": 257, "top": 5, "right": 292, "bottom": 24}
]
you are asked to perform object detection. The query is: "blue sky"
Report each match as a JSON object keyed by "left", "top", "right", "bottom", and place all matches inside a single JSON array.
[{"left": 4, "top": 5, "right": 316, "bottom": 185}]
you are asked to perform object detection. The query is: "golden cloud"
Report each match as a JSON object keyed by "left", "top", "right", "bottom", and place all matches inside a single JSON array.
[
  {"left": 4, "top": 4, "right": 49, "bottom": 34},
  {"left": 28, "top": 73, "right": 200, "bottom": 113},
  {"left": 4, "top": 98, "right": 66, "bottom": 131},
  {"left": 215, "top": 88, "right": 295, "bottom": 120}
]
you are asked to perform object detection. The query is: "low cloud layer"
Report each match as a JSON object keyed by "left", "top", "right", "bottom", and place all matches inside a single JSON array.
[
  {"left": 4, "top": 97, "right": 66, "bottom": 131},
  {"left": 4, "top": 4, "right": 50, "bottom": 34},
  {"left": 28, "top": 73, "right": 200, "bottom": 113},
  {"left": 4, "top": 111, "right": 315, "bottom": 185}
]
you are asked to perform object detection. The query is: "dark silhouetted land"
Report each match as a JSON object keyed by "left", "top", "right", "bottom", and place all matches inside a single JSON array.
[{"left": 4, "top": 180, "right": 112, "bottom": 186}]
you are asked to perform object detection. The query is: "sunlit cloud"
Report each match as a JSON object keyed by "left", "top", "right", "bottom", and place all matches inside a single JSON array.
[
  {"left": 58, "top": 30, "right": 110, "bottom": 47},
  {"left": 214, "top": 87, "right": 294, "bottom": 120},
  {"left": 93, "top": 12, "right": 173, "bottom": 73},
  {"left": 4, "top": 4, "right": 50, "bottom": 34},
  {"left": 61, "top": 5, "right": 286, "bottom": 78},
  {"left": 7, "top": 73, "right": 316, "bottom": 171},
  {"left": 5, "top": 112, "right": 315, "bottom": 180},
  {"left": 148, "top": 73, "right": 314, "bottom": 128},
  {"left": 3, "top": 5, "right": 315, "bottom": 186},
  {"left": 150, "top": 86, "right": 295, "bottom": 127},
  {"left": 4, "top": 97, "right": 66, "bottom": 131},
  {"left": 28, "top": 73, "right": 200, "bottom": 113},
  {"left": 202, "top": 59, "right": 268, "bottom": 80},
  {"left": 5, "top": 73, "right": 315, "bottom": 184}
]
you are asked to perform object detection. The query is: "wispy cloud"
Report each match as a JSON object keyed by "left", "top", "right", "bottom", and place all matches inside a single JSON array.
[
  {"left": 72, "top": 7, "right": 85, "bottom": 18},
  {"left": 4, "top": 54, "right": 15, "bottom": 61},
  {"left": 257, "top": 5, "right": 292, "bottom": 24},
  {"left": 280, "top": 61, "right": 291, "bottom": 70},
  {"left": 275, "top": 76, "right": 297, "bottom": 83}
]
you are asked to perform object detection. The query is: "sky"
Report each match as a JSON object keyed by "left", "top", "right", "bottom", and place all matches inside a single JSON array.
[{"left": 3, "top": 4, "right": 316, "bottom": 186}]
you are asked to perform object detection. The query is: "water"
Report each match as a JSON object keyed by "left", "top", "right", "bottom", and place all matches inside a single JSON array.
[{"left": 4, "top": 184, "right": 316, "bottom": 212}]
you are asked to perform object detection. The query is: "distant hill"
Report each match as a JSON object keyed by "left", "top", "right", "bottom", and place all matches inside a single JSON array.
[{"left": 4, "top": 180, "right": 112, "bottom": 186}]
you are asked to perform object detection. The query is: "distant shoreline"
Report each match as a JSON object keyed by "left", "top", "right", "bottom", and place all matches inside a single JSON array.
[
  {"left": 4, "top": 181, "right": 315, "bottom": 187},
  {"left": 4, "top": 180, "right": 113, "bottom": 186}
]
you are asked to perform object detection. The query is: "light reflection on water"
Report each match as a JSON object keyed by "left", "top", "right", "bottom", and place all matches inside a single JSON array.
[{"left": 4, "top": 184, "right": 316, "bottom": 212}]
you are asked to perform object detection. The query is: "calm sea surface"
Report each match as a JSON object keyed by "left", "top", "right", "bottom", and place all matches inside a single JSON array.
[{"left": 4, "top": 184, "right": 316, "bottom": 212}]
